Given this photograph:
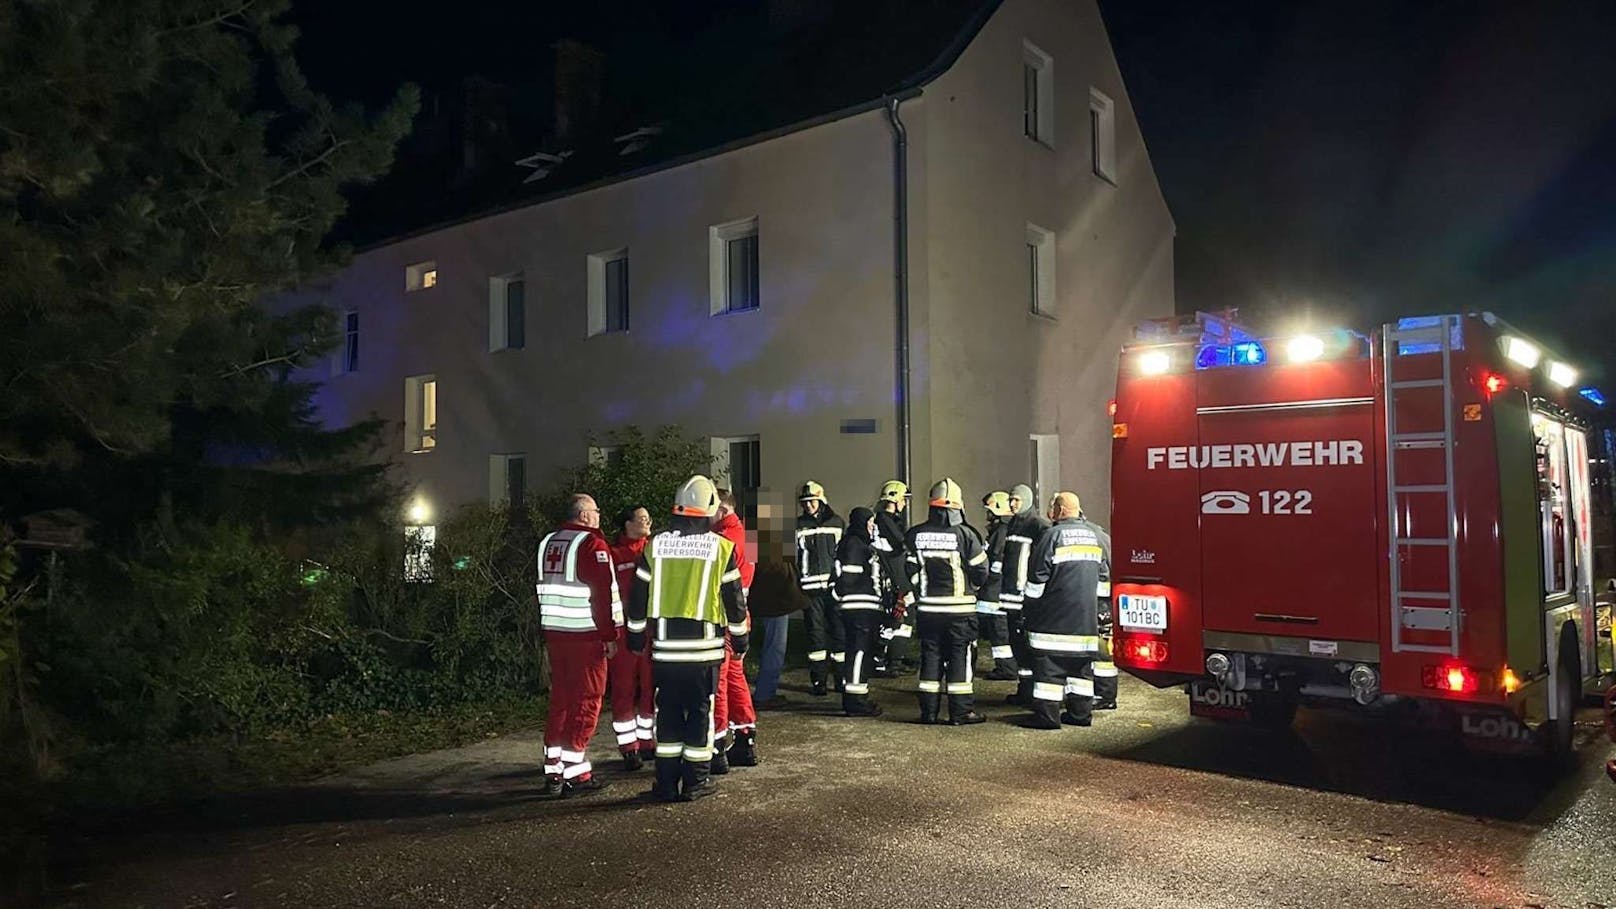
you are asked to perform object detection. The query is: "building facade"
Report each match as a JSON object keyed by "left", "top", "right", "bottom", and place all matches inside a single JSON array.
[{"left": 298, "top": 0, "right": 1174, "bottom": 534}]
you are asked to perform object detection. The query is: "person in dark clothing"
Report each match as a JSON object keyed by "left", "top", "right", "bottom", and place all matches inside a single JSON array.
[
  {"left": 976, "top": 490, "right": 1019, "bottom": 681},
  {"left": 905, "top": 478, "right": 990, "bottom": 726},
  {"left": 872, "top": 480, "right": 913, "bottom": 676},
  {"left": 1020, "top": 492, "right": 1110, "bottom": 730},
  {"left": 833, "top": 507, "right": 889, "bottom": 717},
  {"left": 1000, "top": 483, "right": 1050, "bottom": 706},
  {"left": 794, "top": 481, "right": 845, "bottom": 696}
]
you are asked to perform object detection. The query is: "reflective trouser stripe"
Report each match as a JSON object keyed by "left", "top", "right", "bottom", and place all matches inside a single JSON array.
[
  {"left": 729, "top": 722, "right": 755, "bottom": 733},
  {"left": 1033, "top": 682, "right": 1064, "bottom": 702},
  {"left": 1028, "top": 631, "right": 1101, "bottom": 653},
  {"left": 562, "top": 760, "right": 593, "bottom": 780},
  {"left": 684, "top": 746, "right": 712, "bottom": 762},
  {"left": 891, "top": 625, "right": 912, "bottom": 639},
  {"left": 976, "top": 602, "right": 1005, "bottom": 614},
  {"left": 845, "top": 683, "right": 870, "bottom": 694},
  {"left": 612, "top": 719, "right": 637, "bottom": 746},
  {"left": 807, "top": 649, "right": 828, "bottom": 662},
  {"left": 830, "top": 651, "right": 845, "bottom": 663},
  {"left": 917, "top": 604, "right": 976, "bottom": 614},
  {"left": 544, "top": 745, "right": 563, "bottom": 776},
  {"left": 991, "top": 645, "right": 1014, "bottom": 659},
  {"left": 655, "top": 743, "right": 683, "bottom": 758},
  {"left": 1065, "top": 678, "right": 1095, "bottom": 697},
  {"left": 636, "top": 715, "right": 654, "bottom": 741},
  {"left": 918, "top": 680, "right": 942, "bottom": 693},
  {"left": 1093, "top": 661, "right": 1118, "bottom": 677},
  {"left": 946, "top": 682, "right": 973, "bottom": 694}
]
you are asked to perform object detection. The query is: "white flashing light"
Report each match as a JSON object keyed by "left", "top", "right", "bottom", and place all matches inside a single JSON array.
[
  {"left": 1286, "top": 334, "right": 1326, "bottom": 363},
  {"left": 1138, "top": 350, "right": 1172, "bottom": 376},
  {"left": 408, "top": 499, "right": 432, "bottom": 524},
  {"left": 1503, "top": 335, "right": 1541, "bottom": 369},
  {"left": 1547, "top": 361, "right": 1577, "bottom": 388}
]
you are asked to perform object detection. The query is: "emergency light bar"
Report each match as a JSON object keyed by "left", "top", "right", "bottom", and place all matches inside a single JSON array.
[{"left": 1580, "top": 387, "right": 1607, "bottom": 407}]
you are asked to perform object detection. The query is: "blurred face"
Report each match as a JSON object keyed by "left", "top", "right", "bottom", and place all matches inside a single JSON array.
[{"left": 624, "top": 507, "right": 651, "bottom": 539}]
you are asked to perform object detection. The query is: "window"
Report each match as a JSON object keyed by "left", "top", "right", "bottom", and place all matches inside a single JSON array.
[
  {"left": 1029, "top": 434, "right": 1060, "bottom": 512},
  {"left": 709, "top": 217, "right": 760, "bottom": 315},
  {"left": 404, "top": 374, "right": 437, "bottom": 453},
  {"left": 1027, "top": 224, "right": 1056, "bottom": 317},
  {"left": 489, "top": 453, "right": 527, "bottom": 509},
  {"left": 332, "top": 311, "right": 359, "bottom": 376},
  {"left": 404, "top": 524, "right": 436, "bottom": 582},
  {"left": 405, "top": 260, "right": 438, "bottom": 292},
  {"left": 1023, "top": 42, "right": 1054, "bottom": 145},
  {"left": 1089, "top": 88, "right": 1116, "bottom": 182},
  {"left": 488, "top": 273, "right": 525, "bottom": 351},
  {"left": 710, "top": 435, "right": 761, "bottom": 524},
  {"left": 589, "top": 445, "right": 624, "bottom": 471},
  {"left": 1535, "top": 415, "right": 1574, "bottom": 596},
  {"left": 587, "top": 249, "right": 630, "bottom": 336}
]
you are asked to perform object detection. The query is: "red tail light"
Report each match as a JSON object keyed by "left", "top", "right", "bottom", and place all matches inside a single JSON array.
[
  {"left": 1421, "top": 663, "right": 1480, "bottom": 694},
  {"left": 1125, "top": 639, "right": 1168, "bottom": 664},
  {"left": 1483, "top": 372, "right": 1507, "bottom": 396}
]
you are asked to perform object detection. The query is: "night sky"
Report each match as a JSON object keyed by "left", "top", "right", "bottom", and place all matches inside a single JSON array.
[{"left": 292, "top": 0, "right": 1616, "bottom": 380}]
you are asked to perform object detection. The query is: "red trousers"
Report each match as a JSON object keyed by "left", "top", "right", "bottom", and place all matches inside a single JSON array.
[
  {"left": 608, "top": 627, "right": 655, "bottom": 754},
  {"left": 712, "top": 644, "right": 756, "bottom": 744},
  {"left": 543, "top": 632, "right": 608, "bottom": 781}
]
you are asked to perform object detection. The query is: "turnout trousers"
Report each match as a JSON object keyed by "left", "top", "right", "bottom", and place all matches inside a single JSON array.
[
  {"left": 802, "top": 591, "right": 846, "bottom": 687},
  {"left": 608, "top": 627, "right": 655, "bottom": 756},
  {"left": 1004, "top": 606, "right": 1036, "bottom": 702},
  {"left": 974, "top": 605, "right": 1016, "bottom": 674},
  {"left": 543, "top": 632, "right": 609, "bottom": 782},
  {"left": 916, "top": 612, "right": 978, "bottom": 720},
  {"left": 1027, "top": 648, "right": 1095, "bottom": 726},
  {"left": 651, "top": 660, "right": 720, "bottom": 798},
  {"left": 840, "top": 609, "right": 885, "bottom": 711}
]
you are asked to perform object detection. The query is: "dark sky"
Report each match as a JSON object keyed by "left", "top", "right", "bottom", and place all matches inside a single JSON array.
[{"left": 292, "top": 0, "right": 1616, "bottom": 380}]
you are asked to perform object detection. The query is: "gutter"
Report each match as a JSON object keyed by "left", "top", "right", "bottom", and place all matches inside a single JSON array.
[{"left": 885, "top": 97, "right": 912, "bottom": 490}]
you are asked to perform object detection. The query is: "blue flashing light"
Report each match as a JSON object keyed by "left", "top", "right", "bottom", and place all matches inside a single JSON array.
[
  {"left": 1195, "top": 342, "right": 1267, "bottom": 370},
  {"left": 1579, "top": 387, "right": 1607, "bottom": 407},
  {"left": 1195, "top": 345, "right": 1228, "bottom": 369},
  {"left": 1232, "top": 341, "right": 1267, "bottom": 366},
  {"left": 1394, "top": 315, "right": 1465, "bottom": 355}
]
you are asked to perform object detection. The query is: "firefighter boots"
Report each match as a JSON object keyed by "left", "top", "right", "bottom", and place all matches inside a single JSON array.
[
  {"left": 843, "top": 695, "right": 884, "bottom": 717},
  {"left": 651, "top": 758, "right": 683, "bottom": 803},
  {"left": 681, "top": 761, "right": 718, "bottom": 801},
  {"left": 730, "top": 730, "right": 760, "bottom": 766},
  {"left": 710, "top": 743, "right": 731, "bottom": 775},
  {"left": 621, "top": 750, "right": 644, "bottom": 772}
]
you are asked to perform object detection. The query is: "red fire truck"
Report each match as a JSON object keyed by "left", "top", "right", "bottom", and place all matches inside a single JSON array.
[{"left": 1110, "top": 311, "right": 1615, "bottom": 756}]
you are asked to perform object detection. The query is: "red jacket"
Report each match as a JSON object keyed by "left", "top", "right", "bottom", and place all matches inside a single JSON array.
[
  {"left": 543, "top": 521, "right": 619, "bottom": 642},
  {"left": 610, "top": 533, "right": 650, "bottom": 602},
  {"left": 713, "top": 512, "right": 755, "bottom": 591}
]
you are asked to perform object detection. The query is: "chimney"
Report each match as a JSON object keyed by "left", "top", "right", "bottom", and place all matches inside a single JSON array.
[{"left": 552, "top": 39, "right": 605, "bottom": 147}]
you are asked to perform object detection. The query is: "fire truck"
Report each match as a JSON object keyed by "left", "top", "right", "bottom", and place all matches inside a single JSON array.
[{"left": 1110, "top": 311, "right": 1616, "bottom": 756}]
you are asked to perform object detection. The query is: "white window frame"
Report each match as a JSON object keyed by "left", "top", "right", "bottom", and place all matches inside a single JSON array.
[
  {"left": 331, "top": 310, "right": 360, "bottom": 377},
  {"left": 588, "top": 445, "right": 623, "bottom": 469},
  {"left": 1089, "top": 88, "right": 1117, "bottom": 183},
  {"left": 587, "top": 248, "right": 630, "bottom": 337},
  {"left": 1030, "top": 433, "right": 1060, "bottom": 512},
  {"left": 488, "top": 272, "right": 525, "bottom": 351},
  {"left": 1023, "top": 41, "right": 1054, "bottom": 147},
  {"left": 404, "top": 374, "right": 437, "bottom": 453},
  {"left": 1027, "top": 224, "right": 1057, "bottom": 318},
  {"left": 405, "top": 260, "right": 438, "bottom": 292},
  {"left": 489, "top": 452, "right": 527, "bottom": 507},
  {"left": 709, "top": 217, "right": 760, "bottom": 316}
]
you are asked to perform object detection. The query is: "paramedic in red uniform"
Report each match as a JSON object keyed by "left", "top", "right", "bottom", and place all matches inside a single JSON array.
[
  {"left": 608, "top": 505, "right": 656, "bottom": 771},
  {"left": 710, "top": 489, "right": 760, "bottom": 770},
  {"left": 536, "top": 494, "right": 620, "bottom": 796}
]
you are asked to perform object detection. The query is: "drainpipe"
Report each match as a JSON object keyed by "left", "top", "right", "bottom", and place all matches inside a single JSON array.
[{"left": 885, "top": 96, "right": 912, "bottom": 490}]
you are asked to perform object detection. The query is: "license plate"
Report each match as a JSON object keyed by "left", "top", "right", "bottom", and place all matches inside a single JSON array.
[{"left": 1118, "top": 593, "right": 1167, "bottom": 631}]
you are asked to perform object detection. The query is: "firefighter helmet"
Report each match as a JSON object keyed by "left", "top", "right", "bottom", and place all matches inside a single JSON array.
[
  {"left": 928, "top": 478, "right": 963, "bottom": 510},
  {"left": 983, "top": 490, "right": 1013, "bottom": 517},
  {"left": 879, "top": 480, "right": 909, "bottom": 505},
  {"left": 673, "top": 475, "right": 720, "bottom": 517},
  {"left": 799, "top": 480, "right": 827, "bottom": 504}
]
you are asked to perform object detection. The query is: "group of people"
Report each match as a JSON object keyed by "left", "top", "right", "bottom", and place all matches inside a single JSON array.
[{"left": 534, "top": 472, "right": 1115, "bottom": 804}]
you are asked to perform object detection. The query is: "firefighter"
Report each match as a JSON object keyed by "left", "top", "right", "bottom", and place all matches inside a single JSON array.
[
  {"left": 905, "top": 478, "right": 991, "bottom": 725},
  {"left": 710, "top": 489, "right": 759, "bottom": 770},
  {"left": 1085, "top": 511, "right": 1118, "bottom": 710},
  {"left": 833, "top": 506, "right": 888, "bottom": 717},
  {"left": 976, "top": 491, "right": 1019, "bottom": 681},
  {"left": 1020, "top": 492, "right": 1110, "bottom": 729},
  {"left": 536, "top": 494, "right": 621, "bottom": 797},
  {"left": 872, "top": 480, "right": 914, "bottom": 676},
  {"left": 795, "top": 480, "right": 846, "bottom": 696},
  {"left": 607, "top": 505, "right": 656, "bottom": 771},
  {"left": 1000, "top": 483, "right": 1049, "bottom": 706},
  {"left": 625, "top": 476, "right": 749, "bottom": 802}
]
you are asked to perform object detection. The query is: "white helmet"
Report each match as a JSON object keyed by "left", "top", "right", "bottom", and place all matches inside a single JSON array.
[{"left": 673, "top": 475, "right": 719, "bottom": 518}]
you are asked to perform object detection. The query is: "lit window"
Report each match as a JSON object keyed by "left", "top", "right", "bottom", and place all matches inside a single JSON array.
[
  {"left": 1090, "top": 88, "right": 1116, "bottom": 182},
  {"left": 406, "top": 260, "right": 438, "bottom": 292},
  {"left": 405, "top": 374, "right": 437, "bottom": 452},
  {"left": 709, "top": 218, "right": 760, "bottom": 315},
  {"left": 587, "top": 249, "right": 630, "bottom": 336},
  {"left": 489, "top": 273, "right": 525, "bottom": 351},
  {"left": 1023, "top": 42, "right": 1054, "bottom": 145},
  {"left": 489, "top": 453, "right": 527, "bottom": 509},
  {"left": 1027, "top": 224, "right": 1056, "bottom": 317}
]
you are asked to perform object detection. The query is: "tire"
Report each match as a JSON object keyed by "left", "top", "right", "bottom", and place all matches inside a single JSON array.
[
  {"left": 1249, "top": 691, "right": 1298, "bottom": 731},
  {"left": 1548, "top": 635, "right": 1580, "bottom": 766}
]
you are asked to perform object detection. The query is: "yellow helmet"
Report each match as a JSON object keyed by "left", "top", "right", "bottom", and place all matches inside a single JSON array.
[
  {"left": 673, "top": 475, "right": 719, "bottom": 517},
  {"left": 798, "top": 480, "right": 827, "bottom": 504},
  {"left": 983, "top": 490, "right": 1013, "bottom": 517},
  {"left": 879, "top": 480, "right": 909, "bottom": 505},
  {"left": 928, "top": 478, "right": 963, "bottom": 510}
]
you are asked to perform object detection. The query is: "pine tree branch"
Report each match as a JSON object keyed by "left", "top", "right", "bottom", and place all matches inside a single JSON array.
[{"left": 265, "top": 134, "right": 349, "bottom": 191}]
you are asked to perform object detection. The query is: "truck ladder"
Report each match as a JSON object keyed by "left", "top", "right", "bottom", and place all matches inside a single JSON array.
[{"left": 1382, "top": 317, "right": 1462, "bottom": 655}]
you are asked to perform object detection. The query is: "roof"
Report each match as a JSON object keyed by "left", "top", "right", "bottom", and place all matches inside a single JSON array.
[{"left": 338, "top": 0, "right": 1001, "bottom": 249}]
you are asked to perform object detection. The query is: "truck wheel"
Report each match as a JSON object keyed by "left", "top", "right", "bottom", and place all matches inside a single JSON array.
[
  {"left": 1249, "top": 691, "right": 1298, "bottom": 730},
  {"left": 1548, "top": 645, "right": 1578, "bottom": 765}
]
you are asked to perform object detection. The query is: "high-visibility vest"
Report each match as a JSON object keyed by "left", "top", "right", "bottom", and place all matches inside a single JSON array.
[
  {"left": 536, "top": 530, "right": 621, "bottom": 633},
  {"left": 641, "top": 531, "right": 737, "bottom": 626}
]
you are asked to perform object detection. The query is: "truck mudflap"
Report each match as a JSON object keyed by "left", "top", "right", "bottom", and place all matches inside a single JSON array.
[
  {"left": 1452, "top": 706, "right": 1541, "bottom": 755},
  {"left": 1188, "top": 680, "right": 1252, "bottom": 721}
]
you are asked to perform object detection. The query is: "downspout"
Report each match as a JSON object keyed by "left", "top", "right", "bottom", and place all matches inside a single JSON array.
[{"left": 885, "top": 96, "right": 912, "bottom": 490}]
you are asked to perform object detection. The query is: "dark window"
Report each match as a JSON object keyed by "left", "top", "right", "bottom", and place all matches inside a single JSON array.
[
  {"left": 507, "top": 455, "right": 526, "bottom": 510},
  {"left": 343, "top": 312, "right": 359, "bottom": 372},
  {"left": 1023, "top": 63, "right": 1040, "bottom": 139},
  {"left": 1028, "top": 242, "right": 1040, "bottom": 313},
  {"left": 726, "top": 235, "right": 759, "bottom": 312},
  {"left": 727, "top": 438, "right": 761, "bottom": 524},
  {"left": 505, "top": 279, "right": 525, "bottom": 349},
  {"left": 605, "top": 257, "right": 629, "bottom": 332}
]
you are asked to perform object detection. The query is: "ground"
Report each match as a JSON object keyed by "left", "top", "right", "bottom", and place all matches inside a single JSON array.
[{"left": 43, "top": 672, "right": 1616, "bottom": 909}]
